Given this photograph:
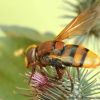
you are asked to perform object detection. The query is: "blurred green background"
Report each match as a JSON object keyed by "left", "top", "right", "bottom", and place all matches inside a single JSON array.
[{"left": 0, "top": 0, "right": 100, "bottom": 100}]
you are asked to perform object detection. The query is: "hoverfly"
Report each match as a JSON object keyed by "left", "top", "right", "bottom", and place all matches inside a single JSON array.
[{"left": 25, "top": 3, "right": 100, "bottom": 84}]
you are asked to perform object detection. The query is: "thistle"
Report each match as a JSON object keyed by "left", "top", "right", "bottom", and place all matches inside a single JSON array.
[{"left": 23, "top": 67, "right": 100, "bottom": 100}]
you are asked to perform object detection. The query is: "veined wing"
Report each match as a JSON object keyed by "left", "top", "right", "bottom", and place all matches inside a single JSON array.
[{"left": 55, "top": 3, "right": 100, "bottom": 41}]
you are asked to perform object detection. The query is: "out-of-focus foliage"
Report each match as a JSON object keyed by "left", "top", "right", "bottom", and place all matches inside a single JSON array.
[
  {"left": 0, "top": 26, "right": 55, "bottom": 42},
  {"left": 0, "top": 26, "right": 54, "bottom": 100}
]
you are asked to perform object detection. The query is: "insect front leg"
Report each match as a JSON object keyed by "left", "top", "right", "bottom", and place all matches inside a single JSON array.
[{"left": 29, "top": 66, "right": 36, "bottom": 84}]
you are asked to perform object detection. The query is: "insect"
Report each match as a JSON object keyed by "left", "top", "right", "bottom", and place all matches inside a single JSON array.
[{"left": 25, "top": 3, "right": 100, "bottom": 86}]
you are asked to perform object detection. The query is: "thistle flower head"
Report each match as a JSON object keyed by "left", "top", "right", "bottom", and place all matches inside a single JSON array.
[
  {"left": 28, "top": 72, "right": 55, "bottom": 91},
  {"left": 22, "top": 67, "right": 100, "bottom": 100}
]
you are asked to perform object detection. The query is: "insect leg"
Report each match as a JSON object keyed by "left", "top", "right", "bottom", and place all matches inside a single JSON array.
[
  {"left": 65, "top": 68, "right": 74, "bottom": 92},
  {"left": 76, "top": 68, "right": 80, "bottom": 81},
  {"left": 55, "top": 67, "right": 65, "bottom": 80},
  {"left": 28, "top": 66, "right": 36, "bottom": 84}
]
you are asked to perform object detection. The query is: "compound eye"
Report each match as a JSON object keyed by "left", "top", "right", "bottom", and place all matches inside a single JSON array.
[
  {"left": 25, "top": 45, "right": 37, "bottom": 67},
  {"left": 32, "top": 48, "right": 36, "bottom": 60},
  {"left": 25, "top": 48, "right": 35, "bottom": 67}
]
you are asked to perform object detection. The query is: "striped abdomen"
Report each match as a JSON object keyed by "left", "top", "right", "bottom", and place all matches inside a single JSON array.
[{"left": 59, "top": 45, "right": 100, "bottom": 68}]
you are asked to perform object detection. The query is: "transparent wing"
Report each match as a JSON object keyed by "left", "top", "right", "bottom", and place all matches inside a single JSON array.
[{"left": 55, "top": 3, "right": 100, "bottom": 41}]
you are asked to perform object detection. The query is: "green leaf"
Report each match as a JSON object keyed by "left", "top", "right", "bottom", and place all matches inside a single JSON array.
[
  {"left": 0, "top": 37, "right": 34, "bottom": 100},
  {"left": 0, "top": 25, "right": 55, "bottom": 42}
]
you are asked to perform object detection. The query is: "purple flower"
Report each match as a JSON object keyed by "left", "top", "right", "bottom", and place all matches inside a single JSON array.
[{"left": 26, "top": 72, "right": 55, "bottom": 91}]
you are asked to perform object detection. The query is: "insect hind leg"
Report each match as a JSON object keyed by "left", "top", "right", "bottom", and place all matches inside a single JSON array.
[
  {"left": 65, "top": 68, "right": 74, "bottom": 92},
  {"left": 76, "top": 68, "right": 80, "bottom": 81},
  {"left": 55, "top": 66, "right": 74, "bottom": 92}
]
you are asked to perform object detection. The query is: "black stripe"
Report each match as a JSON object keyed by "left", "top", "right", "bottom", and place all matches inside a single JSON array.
[
  {"left": 60, "top": 46, "right": 66, "bottom": 55},
  {"left": 69, "top": 45, "right": 78, "bottom": 57},
  {"left": 79, "top": 48, "right": 89, "bottom": 67},
  {"left": 61, "top": 45, "right": 78, "bottom": 67}
]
